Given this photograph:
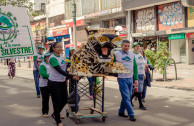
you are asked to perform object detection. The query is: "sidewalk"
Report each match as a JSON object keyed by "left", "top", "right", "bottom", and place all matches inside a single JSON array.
[
  {"left": 107, "top": 64, "right": 194, "bottom": 91},
  {"left": 1, "top": 60, "right": 194, "bottom": 91}
]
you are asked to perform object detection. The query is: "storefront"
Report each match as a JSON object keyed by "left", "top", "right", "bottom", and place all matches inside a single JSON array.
[
  {"left": 30, "top": 19, "right": 47, "bottom": 47},
  {"left": 169, "top": 33, "right": 186, "bottom": 63},
  {"left": 132, "top": 6, "right": 158, "bottom": 50},
  {"left": 185, "top": 33, "right": 194, "bottom": 64}
]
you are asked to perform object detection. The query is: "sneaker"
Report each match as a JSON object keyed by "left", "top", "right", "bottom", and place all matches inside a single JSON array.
[
  {"left": 129, "top": 115, "right": 136, "bottom": 121},
  {"left": 139, "top": 105, "right": 147, "bottom": 110},
  {"left": 90, "top": 95, "right": 93, "bottom": 99},
  {"left": 118, "top": 113, "right": 128, "bottom": 118},
  {"left": 37, "top": 95, "right": 40, "bottom": 98},
  {"left": 42, "top": 113, "right": 49, "bottom": 118}
]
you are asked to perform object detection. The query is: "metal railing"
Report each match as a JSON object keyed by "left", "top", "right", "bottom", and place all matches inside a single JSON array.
[{"left": 164, "top": 58, "right": 177, "bottom": 81}]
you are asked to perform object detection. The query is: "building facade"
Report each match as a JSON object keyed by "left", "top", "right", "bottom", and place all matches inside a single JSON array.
[{"left": 123, "top": 0, "right": 194, "bottom": 64}]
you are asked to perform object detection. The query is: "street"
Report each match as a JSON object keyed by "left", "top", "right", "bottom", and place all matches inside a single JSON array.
[{"left": 0, "top": 67, "right": 194, "bottom": 126}]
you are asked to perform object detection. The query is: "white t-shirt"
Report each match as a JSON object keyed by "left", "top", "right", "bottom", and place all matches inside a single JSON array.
[
  {"left": 134, "top": 53, "right": 146, "bottom": 75},
  {"left": 115, "top": 50, "right": 135, "bottom": 78},
  {"left": 39, "top": 62, "right": 50, "bottom": 87},
  {"left": 49, "top": 53, "right": 67, "bottom": 82}
]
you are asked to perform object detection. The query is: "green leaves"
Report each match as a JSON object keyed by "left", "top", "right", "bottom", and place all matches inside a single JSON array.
[
  {"left": 0, "top": 0, "right": 40, "bottom": 18},
  {"left": 145, "top": 41, "right": 171, "bottom": 74}
]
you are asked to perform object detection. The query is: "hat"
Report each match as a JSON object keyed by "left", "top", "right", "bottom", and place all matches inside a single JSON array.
[
  {"left": 70, "top": 46, "right": 75, "bottom": 51},
  {"left": 133, "top": 42, "right": 142, "bottom": 47},
  {"left": 38, "top": 45, "right": 45, "bottom": 49},
  {"left": 44, "top": 52, "right": 51, "bottom": 59}
]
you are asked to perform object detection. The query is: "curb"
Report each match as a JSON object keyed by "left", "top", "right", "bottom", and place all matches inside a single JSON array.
[{"left": 106, "top": 79, "right": 194, "bottom": 91}]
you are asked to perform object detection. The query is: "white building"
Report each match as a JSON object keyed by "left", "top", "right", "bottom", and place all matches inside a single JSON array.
[{"left": 29, "top": 0, "right": 47, "bottom": 11}]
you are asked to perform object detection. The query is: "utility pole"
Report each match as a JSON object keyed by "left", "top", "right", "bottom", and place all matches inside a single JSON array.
[{"left": 72, "top": 0, "right": 77, "bottom": 49}]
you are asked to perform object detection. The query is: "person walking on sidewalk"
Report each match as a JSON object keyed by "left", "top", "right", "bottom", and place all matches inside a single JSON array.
[
  {"left": 140, "top": 50, "right": 154, "bottom": 102},
  {"left": 8, "top": 57, "right": 16, "bottom": 79},
  {"left": 39, "top": 52, "right": 51, "bottom": 118},
  {"left": 114, "top": 40, "right": 138, "bottom": 121},
  {"left": 33, "top": 45, "right": 45, "bottom": 98},
  {"left": 48, "top": 42, "right": 79, "bottom": 126},
  {"left": 131, "top": 42, "right": 147, "bottom": 110}
]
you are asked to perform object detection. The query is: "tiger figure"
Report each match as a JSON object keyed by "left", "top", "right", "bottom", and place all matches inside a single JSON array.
[{"left": 68, "top": 28, "right": 130, "bottom": 76}]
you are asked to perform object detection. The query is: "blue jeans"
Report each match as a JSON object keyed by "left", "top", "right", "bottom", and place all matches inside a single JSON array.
[
  {"left": 118, "top": 78, "right": 134, "bottom": 117},
  {"left": 138, "top": 74, "right": 144, "bottom": 93},
  {"left": 142, "top": 83, "right": 147, "bottom": 100},
  {"left": 87, "top": 77, "right": 94, "bottom": 96},
  {"left": 33, "top": 70, "right": 40, "bottom": 96}
]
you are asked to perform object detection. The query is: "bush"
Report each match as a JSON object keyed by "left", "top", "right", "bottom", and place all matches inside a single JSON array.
[{"left": 145, "top": 41, "right": 171, "bottom": 74}]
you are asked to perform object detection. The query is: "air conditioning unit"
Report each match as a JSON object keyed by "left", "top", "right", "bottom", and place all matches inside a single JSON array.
[{"left": 181, "top": 0, "right": 194, "bottom": 7}]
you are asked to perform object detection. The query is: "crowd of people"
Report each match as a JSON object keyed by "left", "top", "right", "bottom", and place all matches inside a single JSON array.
[{"left": 32, "top": 40, "right": 153, "bottom": 126}]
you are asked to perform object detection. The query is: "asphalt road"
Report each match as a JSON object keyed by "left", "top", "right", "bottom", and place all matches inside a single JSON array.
[{"left": 0, "top": 75, "right": 194, "bottom": 126}]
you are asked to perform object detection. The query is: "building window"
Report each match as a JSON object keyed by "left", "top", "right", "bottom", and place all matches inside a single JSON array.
[
  {"left": 41, "top": 3, "right": 46, "bottom": 12},
  {"left": 48, "top": 14, "right": 65, "bottom": 27},
  {"left": 82, "top": 0, "right": 99, "bottom": 15},
  {"left": 101, "top": 0, "right": 121, "bottom": 10}
]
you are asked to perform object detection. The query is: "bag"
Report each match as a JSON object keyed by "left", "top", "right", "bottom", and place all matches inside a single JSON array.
[
  {"left": 96, "top": 77, "right": 100, "bottom": 85},
  {"left": 148, "top": 69, "right": 153, "bottom": 82}
]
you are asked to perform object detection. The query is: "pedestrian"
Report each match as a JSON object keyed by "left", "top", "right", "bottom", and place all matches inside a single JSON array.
[
  {"left": 39, "top": 52, "right": 51, "bottom": 118},
  {"left": 33, "top": 45, "right": 45, "bottom": 98},
  {"left": 114, "top": 40, "right": 138, "bottom": 121},
  {"left": 48, "top": 42, "right": 79, "bottom": 126},
  {"left": 140, "top": 50, "right": 154, "bottom": 102},
  {"left": 8, "top": 57, "right": 16, "bottom": 79},
  {"left": 131, "top": 42, "right": 147, "bottom": 110}
]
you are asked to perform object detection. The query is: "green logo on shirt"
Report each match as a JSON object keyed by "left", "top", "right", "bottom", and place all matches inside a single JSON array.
[
  {"left": 122, "top": 56, "right": 131, "bottom": 61},
  {"left": 138, "top": 56, "right": 143, "bottom": 59},
  {"left": 61, "top": 60, "right": 66, "bottom": 64}
]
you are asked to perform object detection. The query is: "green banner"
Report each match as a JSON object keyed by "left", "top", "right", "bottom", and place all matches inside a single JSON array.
[{"left": 168, "top": 33, "right": 185, "bottom": 40}]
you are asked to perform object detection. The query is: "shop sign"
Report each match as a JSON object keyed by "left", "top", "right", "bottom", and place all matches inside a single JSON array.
[
  {"left": 158, "top": 2, "right": 183, "bottom": 31},
  {"left": 66, "top": 19, "right": 85, "bottom": 28},
  {"left": 115, "top": 26, "right": 127, "bottom": 37},
  {"left": 168, "top": 33, "right": 185, "bottom": 40},
  {"left": 0, "top": 6, "right": 36, "bottom": 59},
  {"left": 85, "top": 12, "right": 100, "bottom": 18},
  {"left": 52, "top": 28, "right": 68, "bottom": 37},
  {"left": 185, "top": 33, "right": 194, "bottom": 39},
  {"left": 188, "top": 7, "right": 194, "bottom": 27},
  {"left": 134, "top": 7, "right": 156, "bottom": 33}
]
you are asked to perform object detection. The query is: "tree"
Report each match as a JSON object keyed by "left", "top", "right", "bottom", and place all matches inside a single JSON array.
[
  {"left": 0, "top": 0, "right": 42, "bottom": 17},
  {"left": 145, "top": 41, "right": 171, "bottom": 75}
]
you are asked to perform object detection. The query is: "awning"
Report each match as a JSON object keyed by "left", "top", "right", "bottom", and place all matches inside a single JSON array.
[{"left": 47, "top": 37, "right": 54, "bottom": 41}]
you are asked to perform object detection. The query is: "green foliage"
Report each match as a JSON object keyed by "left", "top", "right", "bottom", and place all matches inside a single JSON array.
[
  {"left": 0, "top": 0, "right": 41, "bottom": 17},
  {"left": 145, "top": 41, "right": 171, "bottom": 74}
]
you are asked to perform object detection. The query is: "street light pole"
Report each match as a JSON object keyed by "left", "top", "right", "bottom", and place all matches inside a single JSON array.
[{"left": 72, "top": 0, "right": 77, "bottom": 49}]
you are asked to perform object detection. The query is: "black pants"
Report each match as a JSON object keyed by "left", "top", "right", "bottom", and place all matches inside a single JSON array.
[
  {"left": 49, "top": 80, "right": 68, "bottom": 125},
  {"left": 40, "top": 86, "right": 50, "bottom": 114}
]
